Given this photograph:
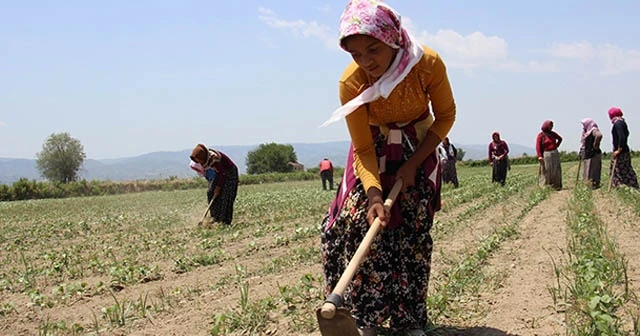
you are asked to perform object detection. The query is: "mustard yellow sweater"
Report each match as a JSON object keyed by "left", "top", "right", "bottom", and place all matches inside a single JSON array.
[{"left": 339, "top": 45, "right": 456, "bottom": 192}]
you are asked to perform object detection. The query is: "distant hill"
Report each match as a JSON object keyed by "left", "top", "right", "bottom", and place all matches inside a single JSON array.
[{"left": 0, "top": 141, "right": 535, "bottom": 184}]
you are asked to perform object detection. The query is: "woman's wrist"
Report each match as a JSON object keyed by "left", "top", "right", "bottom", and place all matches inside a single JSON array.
[{"left": 366, "top": 187, "right": 383, "bottom": 205}]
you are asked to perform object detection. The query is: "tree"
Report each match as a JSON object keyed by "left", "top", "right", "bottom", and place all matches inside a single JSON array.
[
  {"left": 246, "top": 143, "right": 298, "bottom": 174},
  {"left": 456, "top": 147, "right": 466, "bottom": 161},
  {"left": 36, "top": 132, "right": 86, "bottom": 183}
]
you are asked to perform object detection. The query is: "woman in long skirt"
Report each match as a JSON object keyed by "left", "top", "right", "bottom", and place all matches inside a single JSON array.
[
  {"left": 190, "top": 144, "right": 239, "bottom": 225},
  {"left": 488, "top": 132, "right": 509, "bottom": 186},
  {"left": 319, "top": 1, "right": 456, "bottom": 334},
  {"left": 607, "top": 107, "right": 639, "bottom": 189},
  {"left": 580, "top": 118, "right": 603, "bottom": 189},
  {"left": 536, "top": 120, "right": 563, "bottom": 190}
]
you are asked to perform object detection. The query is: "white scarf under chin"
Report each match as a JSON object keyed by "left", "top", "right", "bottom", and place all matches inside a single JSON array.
[{"left": 320, "top": 36, "right": 424, "bottom": 128}]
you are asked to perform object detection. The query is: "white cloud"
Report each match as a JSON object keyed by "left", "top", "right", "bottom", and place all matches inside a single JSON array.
[
  {"left": 258, "top": 7, "right": 338, "bottom": 50},
  {"left": 417, "top": 30, "right": 508, "bottom": 61},
  {"left": 540, "top": 41, "right": 640, "bottom": 75},
  {"left": 258, "top": 8, "right": 640, "bottom": 75},
  {"left": 546, "top": 41, "right": 594, "bottom": 60},
  {"left": 414, "top": 29, "right": 512, "bottom": 70},
  {"left": 597, "top": 44, "right": 640, "bottom": 75},
  {"left": 0, "top": 121, "right": 6, "bottom": 127}
]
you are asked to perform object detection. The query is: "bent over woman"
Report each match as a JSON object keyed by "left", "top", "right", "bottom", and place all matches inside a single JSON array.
[
  {"left": 319, "top": 1, "right": 456, "bottom": 335},
  {"left": 190, "top": 144, "right": 239, "bottom": 225}
]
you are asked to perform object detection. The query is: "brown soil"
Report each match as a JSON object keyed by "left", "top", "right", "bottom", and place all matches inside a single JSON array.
[{"left": 2, "top": 176, "right": 639, "bottom": 336}]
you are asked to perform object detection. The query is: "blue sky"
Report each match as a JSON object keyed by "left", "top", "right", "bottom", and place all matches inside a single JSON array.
[{"left": 2, "top": 0, "right": 639, "bottom": 159}]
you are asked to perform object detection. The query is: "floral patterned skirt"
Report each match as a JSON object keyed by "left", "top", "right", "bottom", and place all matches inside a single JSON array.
[
  {"left": 610, "top": 152, "right": 639, "bottom": 189},
  {"left": 321, "top": 130, "right": 439, "bottom": 331}
]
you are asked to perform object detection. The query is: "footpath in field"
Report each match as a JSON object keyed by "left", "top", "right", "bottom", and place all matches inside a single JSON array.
[{"left": 465, "top": 190, "right": 570, "bottom": 335}]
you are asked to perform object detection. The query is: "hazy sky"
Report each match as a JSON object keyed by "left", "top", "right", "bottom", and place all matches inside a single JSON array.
[{"left": 2, "top": 1, "right": 639, "bottom": 159}]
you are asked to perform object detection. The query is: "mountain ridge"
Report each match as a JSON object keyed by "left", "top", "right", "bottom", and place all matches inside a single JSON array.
[{"left": 0, "top": 141, "right": 535, "bottom": 184}]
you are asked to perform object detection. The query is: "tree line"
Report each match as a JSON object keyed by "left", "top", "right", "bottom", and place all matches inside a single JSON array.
[{"left": 5, "top": 132, "right": 634, "bottom": 202}]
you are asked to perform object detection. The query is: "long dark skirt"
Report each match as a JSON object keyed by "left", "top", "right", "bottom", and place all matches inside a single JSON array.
[
  {"left": 610, "top": 152, "right": 639, "bottom": 189},
  {"left": 208, "top": 167, "right": 239, "bottom": 225},
  {"left": 441, "top": 159, "right": 459, "bottom": 187},
  {"left": 492, "top": 158, "right": 508, "bottom": 185},
  {"left": 321, "top": 134, "right": 439, "bottom": 332},
  {"left": 542, "top": 149, "right": 562, "bottom": 190},
  {"left": 582, "top": 153, "right": 602, "bottom": 189}
]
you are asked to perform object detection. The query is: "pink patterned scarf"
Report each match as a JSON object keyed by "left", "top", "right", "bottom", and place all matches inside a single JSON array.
[{"left": 320, "top": 0, "right": 423, "bottom": 127}]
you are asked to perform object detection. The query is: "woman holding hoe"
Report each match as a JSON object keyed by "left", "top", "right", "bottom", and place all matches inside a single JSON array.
[
  {"left": 190, "top": 144, "right": 239, "bottom": 225},
  {"left": 319, "top": 1, "right": 456, "bottom": 334},
  {"left": 607, "top": 107, "right": 638, "bottom": 189}
]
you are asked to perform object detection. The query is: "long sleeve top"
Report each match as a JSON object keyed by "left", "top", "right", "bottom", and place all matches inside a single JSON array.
[
  {"left": 488, "top": 141, "right": 509, "bottom": 161},
  {"left": 211, "top": 151, "right": 237, "bottom": 188},
  {"left": 339, "top": 45, "right": 456, "bottom": 192},
  {"left": 535, "top": 131, "right": 563, "bottom": 158},
  {"left": 612, "top": 119, "right": 631, "bottom": 153}
]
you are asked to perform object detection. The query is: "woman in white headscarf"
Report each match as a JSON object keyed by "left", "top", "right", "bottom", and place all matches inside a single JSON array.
[{"left": 580, "top": 118, "right": 603, "bottom": 189}]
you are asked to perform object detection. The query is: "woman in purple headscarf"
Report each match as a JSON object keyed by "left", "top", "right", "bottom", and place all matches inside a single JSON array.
[
  {"left": 580, "top": 118, "right": 603, "bottom": 189},
  {"left": 607, "top": 107, "right": 638, "bottom": 189},
  {"left": 319, "top": 0, "right": 456, "bottom": 334}
]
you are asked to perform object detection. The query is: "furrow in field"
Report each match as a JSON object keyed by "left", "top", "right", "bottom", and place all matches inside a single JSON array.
[
  {"left": 466, "top": 190, "right": 570, "bottom": 336},
  {"left": 593, "top": 189, "right": 640, "bottom": 334}
]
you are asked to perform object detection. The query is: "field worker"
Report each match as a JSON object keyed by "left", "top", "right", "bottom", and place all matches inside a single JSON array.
[
  {"left": 190, "top": 144, "right": 239, "bottom": 225},
  {"left": 580, "top": 118, "right": 603, "bottom": 189},
  {"left": 607, "top": 107, "right": 639, "bottom": 189},
  {"left": 488, "top": 132, "right": 509, "bottom": 186},
  {"left": 319, "top": 158, "right": 334, "bottom": 190},
  {"left": 437, "top": 137, "right": 459, "bottom": 188},
  {"left": 536, "top": 120, "right": 563, "bottom": 190},
  {"left": 189, "top": 160, "right": 218, "bottom": 208},
  {"left": 318, "top": 1, "right": 456, "bottom": 334}
]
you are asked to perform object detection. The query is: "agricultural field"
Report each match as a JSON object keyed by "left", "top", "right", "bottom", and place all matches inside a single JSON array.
[{"left": 1, "top": 160, "right": 640, "bottom": 336}]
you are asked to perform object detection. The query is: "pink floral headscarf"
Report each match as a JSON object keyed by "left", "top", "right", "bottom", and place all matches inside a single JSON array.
[
  {"left": 320, "top": 0, "right": 424, "bottom": 127},
  {"left": 580, "top": 118, "right": 598, "bottom": 144},
  {"left": 338, "top": 0, "right": 408, "bottom": 51}
]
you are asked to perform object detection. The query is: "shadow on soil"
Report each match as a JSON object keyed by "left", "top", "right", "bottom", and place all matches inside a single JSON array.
[
  {"left": 377, "top": 325, "right": 515, "bottom": 336},
  {"left": 432, "top": 326, "right": 516, "bottom": 336}
]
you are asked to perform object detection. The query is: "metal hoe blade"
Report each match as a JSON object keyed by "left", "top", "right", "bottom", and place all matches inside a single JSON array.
[{"left": 316, "top": 306, "right": 361, "bottom": 336}]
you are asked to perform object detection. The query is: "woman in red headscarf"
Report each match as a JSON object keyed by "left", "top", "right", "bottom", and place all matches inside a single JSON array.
[
  {"left": 607, "top": 107, "right": 638, "bottom": 189},
  {"left": 319, "top": 0, "right": 456, "bottom": 334},
  {"left": 536, "top": 120, "right": 563, "bottom": 190}
]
